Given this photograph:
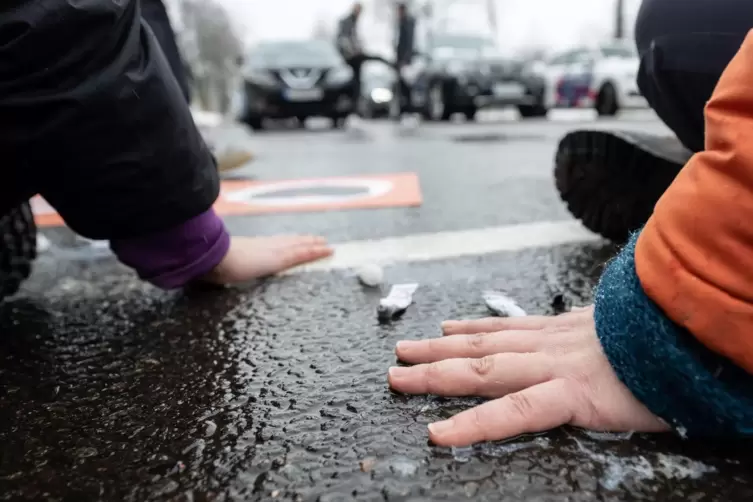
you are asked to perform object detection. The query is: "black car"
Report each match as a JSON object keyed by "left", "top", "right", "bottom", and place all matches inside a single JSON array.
[
  {"left": 412, "top": 34, "right": 547, "bottom": 121},
  {"left": 236, "top": 40, "right": 355, "bottom": 130}
]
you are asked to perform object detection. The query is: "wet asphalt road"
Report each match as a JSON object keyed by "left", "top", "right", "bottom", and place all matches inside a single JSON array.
[{"left": 3, "top": 110, "right": 752, "bottom": 502}]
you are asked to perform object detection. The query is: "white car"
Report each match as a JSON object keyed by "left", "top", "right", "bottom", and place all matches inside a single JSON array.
[{"left": 529, "top": 42, "right": 647, "bottom": 116}]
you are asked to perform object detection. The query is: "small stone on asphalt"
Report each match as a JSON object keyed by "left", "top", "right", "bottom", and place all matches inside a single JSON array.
[{"left": 356, "top": 264, "right": 384, "bottom": 287}]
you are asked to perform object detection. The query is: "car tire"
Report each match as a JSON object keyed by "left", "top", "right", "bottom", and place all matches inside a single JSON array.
[
  {"left": 245, "top": 115, "right": 265, "bottom": 131},
  {"left": 517, "top": 103, "right": 548, "bottom": 119},
  {"left": 0, "top": 202, "right": 37, "bottom": 302},
  {"left": 464, "top": 107, "right": 477, "bottom": 121},
  {"left": 330, "top": 115, "right": 347, "bottom": 128},
  {"left": 596, "top": 83, "right": 619, "bottom": 117}
]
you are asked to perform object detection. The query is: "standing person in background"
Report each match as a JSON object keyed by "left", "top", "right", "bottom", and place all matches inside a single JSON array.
[
  {"left": 337, "top": 3, "right": 366, "bottom": 118},
  {"left": 395, "top": 2, "right": 417, "bottom": 121}
]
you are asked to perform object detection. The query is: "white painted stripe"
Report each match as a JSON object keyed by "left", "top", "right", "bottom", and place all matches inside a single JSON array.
[{"left": 287, "top": 220, "right": 602, "bottom": 274}]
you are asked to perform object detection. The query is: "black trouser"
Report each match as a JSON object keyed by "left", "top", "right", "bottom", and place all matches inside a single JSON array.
[
  {"left": 347, "top": 57, "right": 364, "bottom": 108},
  {"left": 346, "top": 54, "right": 392, "bottom": 116},
  {"left": 141, "top": 0, "right": 192, "bottom": 104},
  {"left": 635, "top": 0, "right": 753, "bottom": 153},
  {"left": 396, "top": 65, "right": 415, "bottom": 115}
]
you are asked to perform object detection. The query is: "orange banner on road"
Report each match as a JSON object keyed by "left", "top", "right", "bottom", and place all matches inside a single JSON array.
[{"left": 32, "top": 172, "right": 423, "bottom": 227}]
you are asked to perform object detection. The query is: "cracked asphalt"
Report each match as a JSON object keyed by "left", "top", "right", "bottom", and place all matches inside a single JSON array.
[{"left": 3, "top": 110, "right": 751, "bottom": 502}]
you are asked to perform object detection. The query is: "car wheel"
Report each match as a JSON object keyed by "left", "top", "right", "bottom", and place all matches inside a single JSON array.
[
  {"left": 245, "top": 115, "right": 264, "bottom": 131},
  {"left": 0, "top": 202, "right": 37, "bottom": 302},
  {"left": 330, "top": 115, "right": 346, "bottom": 128},
  {"left": 596, "top": 83, "right": 619, "bottom": 117},
  {"left": 464, "top": 107, "right": 477, "bottom": 121},
  {"left": 428, "top": 81, "right": 451, "bottom": 121},
  {"left": 518, "top": 103, "right": 548, "bottom": 118}
]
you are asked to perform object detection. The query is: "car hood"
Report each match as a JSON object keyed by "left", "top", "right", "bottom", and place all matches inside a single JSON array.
[{"left": 261, "top": 65, "right": 335, "bottom": 72}]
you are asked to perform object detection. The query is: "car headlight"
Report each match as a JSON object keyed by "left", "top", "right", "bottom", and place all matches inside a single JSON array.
[
  {"left": 370, "top": 87, "right": 393, "bottom": 104},
  {"left": 243, "top": 68, "right": 277, "bottom": 87},
  {"left": 326, "top": 66, "right": 354, "bottom": 85}
]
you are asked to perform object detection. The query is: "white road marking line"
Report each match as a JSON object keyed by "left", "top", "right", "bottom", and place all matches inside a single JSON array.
[{"left": 287, "top": 220, "right": 603, "bottom": 274}]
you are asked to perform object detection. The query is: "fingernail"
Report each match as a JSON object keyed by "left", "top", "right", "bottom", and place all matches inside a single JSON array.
[
  {"left": 395, "top": 340, "right": 418, "bottom": 351},
  {"left": 388, "top": 366, "right": 410, "bottom": 379},
  {"left": 428, "top": 419, "right": 454, "bottom": 436},
  {"left": 441, "top": 321, "right": 458, "bottom": 330}
]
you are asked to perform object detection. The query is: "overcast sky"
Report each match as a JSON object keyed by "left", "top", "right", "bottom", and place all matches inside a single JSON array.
[{"left": 209, "top": 0, "right": 644, "bottom": 53}]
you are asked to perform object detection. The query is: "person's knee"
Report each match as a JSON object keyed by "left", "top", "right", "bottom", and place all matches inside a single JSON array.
[
  {"left": 634, "top": 0, "right": 673, "bottom": 54},
  {"left": 636, "top": 0, "right": 753, "bottom": 54}
]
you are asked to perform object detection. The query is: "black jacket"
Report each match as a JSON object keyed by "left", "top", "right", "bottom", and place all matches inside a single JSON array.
[
  {"left": 396, "top": 15, "right": 416, "bottom": 66},
  {"left": 336, "top": 13, "right": 362, "bottom": 61},
  {"left": 0, "top": 0, "right": 218, "bottom": 240}
]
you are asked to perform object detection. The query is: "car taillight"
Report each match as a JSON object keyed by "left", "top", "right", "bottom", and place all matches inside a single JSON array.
[{"left": 555, "top": 77, "right": 565, "bottom": 100}]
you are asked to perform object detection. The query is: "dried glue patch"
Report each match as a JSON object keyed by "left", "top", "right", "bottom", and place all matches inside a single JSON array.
[{"left": 573, "top": 438, "right": 717, "bottom": 491}]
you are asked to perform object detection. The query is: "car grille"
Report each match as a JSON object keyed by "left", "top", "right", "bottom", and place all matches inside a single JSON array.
[
  {"left": 272, "top": 68, "right": 326, "bottom": 89},
  {"left": 488, "top": 61, "right": 523, "bottom": 79}
]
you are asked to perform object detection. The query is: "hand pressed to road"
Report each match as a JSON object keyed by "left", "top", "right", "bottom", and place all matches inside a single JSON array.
[
  {"left": 389, "top": 307, "right": 668, "bottom": 447},
  {"left": 202, "top": 235, "right": 333, "bottom": 284}
]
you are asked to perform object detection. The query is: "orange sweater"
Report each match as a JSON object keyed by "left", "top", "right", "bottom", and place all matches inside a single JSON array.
[{"left": 636, "top": 29, "right": 753, "bottom": 374}]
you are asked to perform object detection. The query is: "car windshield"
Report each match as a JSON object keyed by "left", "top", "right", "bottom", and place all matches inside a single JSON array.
[
  {"left": 600, "top": 45, "right": 637, "bottom": 59},
  {"left": 249, "top": 41, "right": 343, "bottom": 67},
  {"left": 365, "top": 73, "right": 394, "bottom": 90},
  {"left": 430, "top": 34, "right": 496, "bottom": 59}
]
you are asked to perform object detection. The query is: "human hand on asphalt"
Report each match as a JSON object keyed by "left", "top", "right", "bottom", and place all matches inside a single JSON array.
[
  {"left": 202, "top": 235, "right": 333, "bottom": 285},
  {"left": 388, "top": 306, "right": 668, "bottom": 447}
]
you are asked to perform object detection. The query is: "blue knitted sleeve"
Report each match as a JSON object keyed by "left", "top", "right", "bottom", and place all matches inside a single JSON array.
[{"left": 594, "top": 232, "right": 753, "bottom": 437}]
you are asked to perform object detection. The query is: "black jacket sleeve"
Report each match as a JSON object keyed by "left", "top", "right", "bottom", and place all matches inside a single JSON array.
[{"left": 0, "top": 0, "right": 219, "bottom": 240}]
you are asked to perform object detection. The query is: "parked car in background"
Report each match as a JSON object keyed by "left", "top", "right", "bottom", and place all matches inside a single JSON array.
[
  {"left": 234, "top": 40, "right": 355, "bottom": 130},
  {"left": 358, "top": 63, "right": 396, "bottom": 119},
  {"left": 527, "top": 41, "right": 645, "bottom": 116},
  {"left": 411, "top": 33, "right": 547, "bottom": 121}
]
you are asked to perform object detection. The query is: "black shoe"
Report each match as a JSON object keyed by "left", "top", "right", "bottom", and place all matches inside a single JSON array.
[{"left": 554, "top": 129, "right": 692, "bottom": 243}]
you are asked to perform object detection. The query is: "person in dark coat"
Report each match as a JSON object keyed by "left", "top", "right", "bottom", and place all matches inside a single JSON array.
[
  {"left": 394, "top": 2, "right": 417, "bottom": 116},
  {"left": 337, "top": 3, "right": 366, "bottom": 110},
  {"left": 0, "top": 0, "right": 332, "bottom": 300}
]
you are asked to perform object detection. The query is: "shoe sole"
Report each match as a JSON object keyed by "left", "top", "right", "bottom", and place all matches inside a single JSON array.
[
  {"left": 554, "top": 129, "right": 689, "bottom": 243},
  {"left": 0, "top": 202, "right": 37, "bottom": 301}
]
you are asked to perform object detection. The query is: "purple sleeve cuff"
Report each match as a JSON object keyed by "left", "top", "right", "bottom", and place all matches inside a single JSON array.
[{"left": 110, "top": 209, "right": 230, "bottom": 289}]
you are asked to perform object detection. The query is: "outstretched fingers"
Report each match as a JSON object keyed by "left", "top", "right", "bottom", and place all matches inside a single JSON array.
[
  {"left": 388, "top": 352, "right": 553, "bottom": 398},
  {"left": 395, "top": 331, "right": 543, "bottom": 364},
  {"left": 278, "top": 236, "right": 333, "bottom": 268},
  {"left": 427, "top": 379, "right": 576, "bottom": 446},
  {"left": 441, "top": 317, "right": 549, "bottom": 335}
]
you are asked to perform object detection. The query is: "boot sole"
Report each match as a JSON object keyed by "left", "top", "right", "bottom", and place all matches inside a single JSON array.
[
  {"left": 554, "top": 129, "right": 689, "bottom": 243},
  {"left": 0, "top": 202, "right": 37, "bottom": 301}
]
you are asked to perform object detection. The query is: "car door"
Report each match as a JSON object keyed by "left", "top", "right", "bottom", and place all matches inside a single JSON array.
[{"left": 542, "top": 49, "right": 593, "bottom": 108}]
